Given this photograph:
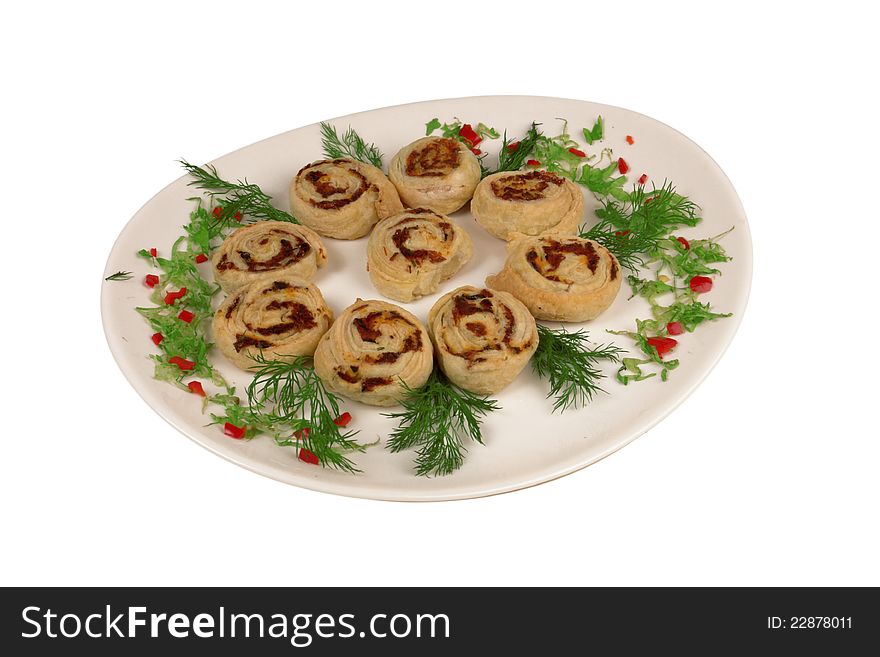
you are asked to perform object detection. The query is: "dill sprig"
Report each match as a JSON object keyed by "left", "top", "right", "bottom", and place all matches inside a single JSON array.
[
  {"left": 179, "top": 160, "right": 297, "bottom": 224},
  {"left": 385, "top": 370, "right": 500, "bottom": 476},
  {"left": 105, "top": 270, "right": 133, "bottom": 281},
  {"left": 320, "top": 122, "right": 384, "bottom": 169},
  {"left": 581, "top": 180, "right": 702, "bottom": 271},
  {"left": 228, "top": 355, "right": 365, "bottom": 473},
  {"left": 492, "top": 122, "right": 542, "bottom": 175},
  {"left": 532, "top": 325, "right": 623, "bottom": 412}
]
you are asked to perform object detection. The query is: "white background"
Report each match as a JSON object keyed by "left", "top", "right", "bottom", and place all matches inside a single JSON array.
[{"left": 2, "top": 0, "right": 877, "bottom": 586}]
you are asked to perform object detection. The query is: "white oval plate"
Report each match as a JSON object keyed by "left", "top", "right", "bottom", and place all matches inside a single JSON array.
[{"left": 102, "top": 96, "right": 751, "bottom": 501}]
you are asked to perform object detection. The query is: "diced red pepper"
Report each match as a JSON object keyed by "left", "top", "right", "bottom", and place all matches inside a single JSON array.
[
  {"left": 164, "top": 287, "right": 187, "bottom": 305},
  {"left": 568, "top": 148, "right": 586, "bottom": 158},
  {"left": 187, "top": 381, "right": 206, "bottom": 397},
  {"left": 224, "top": 422, "right": 246, "bottom": 439},
  {"left": 507, "top": 141, "right": 520, "bottom": 152},
  {"left": 212, "top": 206, "right": 223, "bottom": 218},
  {"left": 195, "top": 253, "right": 208, "bottom": 264},
  {"left": 149, "top": 247, "right": 158, "bottom": 257},
  {"left": 614, "top": 229, "right": 631, "bottom": 237},
  {"left": 178, "top": 310, "right": 195, "bottom": 323},
  {"left": 458, "top": 123, "right": 480, "bottom": 146},
  {"left": 647, "top": 336, "right": 678, "bottom": 359},
  {"left": 667, "top": 322, "right": 684, "bottom": 336},
  {"left": 638, "top": 173, "right": 648, "bottom": 185},
  {"left": 298, "top": 448, "right": 319, "bottom": 465},
  {"left": 144, "top": 274, "right": 160, "bottom": 288},
  {"left": 676, "top": 236, "right": 690, "bottom": 250},
  {"left": 334, "top": 412, "right": 352, "bottom": 427},
  {"left": 625, "top": 135, "right": 634, "bottom": 145},
  {"left": 617, "top": 158, "right": 629, "bottom": 174},
  {"left": 527, "top": 159, "right": 541, "bottom": 166},
  {"left": 169, "top": 356, "right": 195, "bottom": 371},
  {"left": 151, "top": 332, "right": 163, "bottom": 346},
  {"left": 470, "top": 148, "right": 482, "bottom": 155},
  {"left": 295, "top": 427, "right": 310, "bottom": 440},
  {"left": 234, "top": 211, "right": 242, "bottom": 221},
  {"left": 689, "top": 276, "right": 713, "bottom": 293}
]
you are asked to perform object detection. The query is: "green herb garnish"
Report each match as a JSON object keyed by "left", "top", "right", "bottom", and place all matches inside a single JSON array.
[
  {"left": 104, "top": 271, "right": 133, "bottom": 281},
  {"left": 609, "top": 229, "right": 733, "bottom": 383},
  {"left": 385, "top": 370, "right": 500, "bottom": 476},
  {"left": 209, "top": 355, "right": 366, "bottom": 473},
  {"left": 136, "top": 222, "right": 225, "bottom": 384},
  {"left": 319, "top": 121, "right": 383, "bottom": 169},
  {"left": 581, "top": 181, "right": 701, "bottom": 271},
  {"left": 582, "top": 115, "right": 604, "bottom": 145},
  {"left": 492, "top": 122, "right": 543, "bottom": 175},
  {"left": 179, "top": 160, "right": 297, "bottom": 225},
  {"left": 532, "top": 325, "right": 623, "bottom": 412}
]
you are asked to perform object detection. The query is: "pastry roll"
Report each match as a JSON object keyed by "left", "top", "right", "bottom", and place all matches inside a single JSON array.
[
  {"left": 213, "top": 274, "right": 333, "bottom": 370},
  {"left": 289, "top": 158, "right": 404, "bottom": 239},
  {"left": 485, "top": 235, "right": 621, "bottom": 322},
  {"left": 366, "top": 208, "right": 474, "bottom": 302},
  {"left": 471, "top": 170, "right": 584, "bottom": 240},
  {"left": 211, "top": 221, "right": 327, "bottom": 293},
  {"left": 388, "top": 137, "right": 481, "bottom": 214},
  {"left": 427, "top": 286, "right": 538, "bottom": 395},
  {"left": 313, "top": 300, "right": 433, "bottom": 406}
]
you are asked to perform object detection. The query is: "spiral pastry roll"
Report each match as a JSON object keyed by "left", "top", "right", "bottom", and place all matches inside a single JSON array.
[
  {"left": 289, "top": 158, "right": 404, "bottom": 240},
  {"left": 470, "top": 170, "right": 584, "bottom": 241},
  {"left": 388, "top": 137, "right": 481, "bottom": 214},
  {"left": 427, "top": 286, "right": 539, "bottom": 395},
  {"left": 211, "top": 221, "right": 327, "bottom": 293},
  {"left": 366, "top": 208, "right": 474, "bottom": 302},
  {"left": 486, "top": 236, "right": 621, "bottom": 322},
  {"left": 313, "top": 300, "right": 434, "bottom": 407},
  {"left": 213, "top": 274, "right": 333, "bottom": 370}
]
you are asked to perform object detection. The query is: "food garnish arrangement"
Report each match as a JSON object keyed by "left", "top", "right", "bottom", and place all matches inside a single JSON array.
[{"left": 107, "top": 115, "right": 734, "bottom": 477}]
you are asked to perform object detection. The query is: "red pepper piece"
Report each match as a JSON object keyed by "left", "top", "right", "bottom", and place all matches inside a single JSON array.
[
  {"left": 169, "top": 356, "right": 195, "bottom": 371},
  {"left": 676, "top": 236, "right": 690, "bottom": 250},
  {"left": 334, "top": 412, "right": 352, "bottom": 427},
  {"left": 614, "top": 229, "right": 631, "bottom": 237},
  {"left": 667, "top": 322, "right": 684, "bottom": 336},
  {"left": 638, "top": 173, "right": 648, "bottom": 185},
  {"left": 212, "top": 207, "right": 223, "bottom": 218},
  {"left": 224, "top": 422, "right": 246, "bottom": 439},
  {"left": 144, "top": 274, "right": 160, "bottom": 288},
  {"left": 295, "top": 427, "right": 310, "bottom": 440},
  {"left": 149, "top": 247, "right": 158, "bottom": 257},
  {"left": 151, "top": 332, "right": 163, "bottom": 346},
  {"left": 234, "top": 211, "right": 242, "bottom": 221},
  {"left": 527, "top": 159, "right": 541, "bottom": 166},
  {"left": 617, "top": 158, "right": 629, "bottom": 174},
  {"left": 178, "top": 310, "right": 195, "bottom": 323},
  {"left": 458, "top": 123, "right": 479, "bottom": 146},
  {"left": 195, "top": 253, "right": 208, "bottom": 264},
  {"left": 507, "top": 141, "right": 520, "bottom": 152},
  {"left": 163, "top": 287, "right": 187, "bottom": 305},
  {"left": 470, "top": 147, "right": 482, "bottom": 155},
  {"left": 187, "top": 381, "right": 206, "bottom": 397},
  {"left": 625, "top": 135, "right": 634, "bottom": 145},
  {"left": 647, "top": 336, "right": 678, "bottom": 358},
  {"left": 689, "top": 276, "right": 713, "bottom": 293},
  {"left": 568, "top": 148, "right": 586, "bottom": 158},
  {"left": 298, "top": 449, "right": 319, "bottom": 465}
]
